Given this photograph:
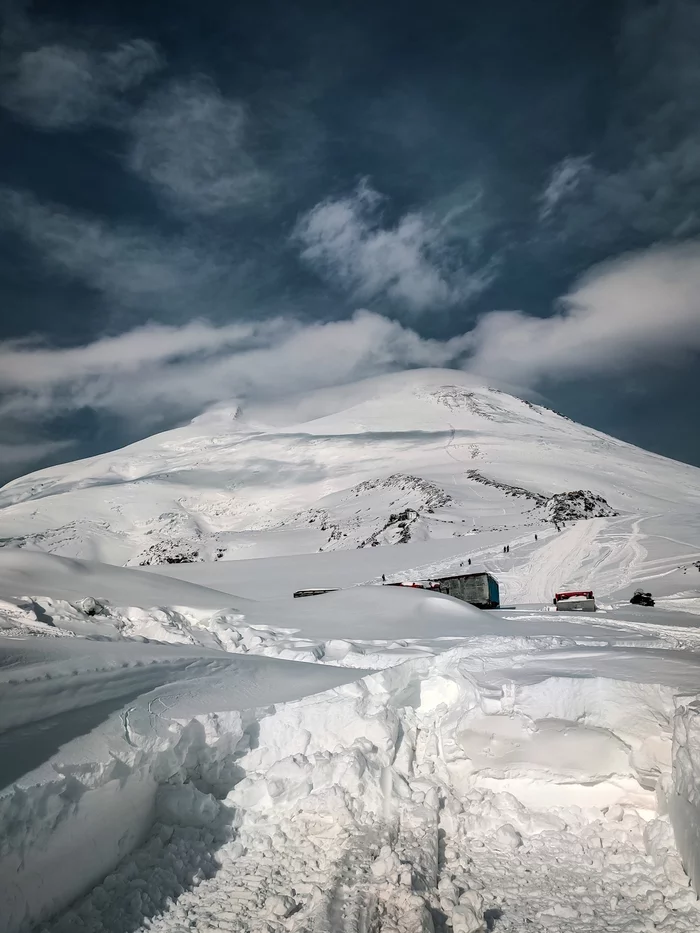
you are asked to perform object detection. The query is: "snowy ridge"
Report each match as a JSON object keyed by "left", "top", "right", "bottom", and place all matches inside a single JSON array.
[{"left": 280, "top": 473, "right": 454, "bottom": 552}]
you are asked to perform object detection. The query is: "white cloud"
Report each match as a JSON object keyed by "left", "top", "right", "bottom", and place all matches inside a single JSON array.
[
  {"left": 0, "top": 321, "right": 267, "bottom": 388},
  {"left": 128, "top": 78, "right": 270, "bottom": 215},
  {"left": 466, "top": 242, "right": 700, "bottom": 384},
  {"left": 294, "top": 181, "right": 495, "bottom": 314},
  {"left": 3, "top": 242, "right": 698, "bottom": 473},
  {"left": 0, "top": 311, "right": 470, "bottom": 433},
  {"left": 0, "top": 39, "right": 162, "bottom": 129}
]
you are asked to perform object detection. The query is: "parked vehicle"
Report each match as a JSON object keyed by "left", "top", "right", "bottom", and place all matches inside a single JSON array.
[
  {"left": 554, "top": 590, "right": 596, "bottom": 612},
  {"left": 630, "top": 589, "right": 655, "bottom": 607}
]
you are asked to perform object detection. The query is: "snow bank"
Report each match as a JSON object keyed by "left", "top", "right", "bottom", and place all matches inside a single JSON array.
[
  {"left": 47, "top": 652, "right": 700, "bottom": 933},
  {"left": 0, "top": 635, "right": 366, "bottom": 933},
  {"left": 0, "top": 549, "right": 245, "bottom": 610},
  {"left": 2, "top": 546, "right": 700, "bottom": 929},
  {"left": 4, "top": 632, "right": 699, "bottom": 932},
  {"left": 668, "top": 697, "right": 700, "bottom": 893}
]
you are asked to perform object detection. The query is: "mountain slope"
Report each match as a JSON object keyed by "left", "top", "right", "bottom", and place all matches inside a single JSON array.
[{"left": 1, "top": 369, "right": 699, "bottom": 568}]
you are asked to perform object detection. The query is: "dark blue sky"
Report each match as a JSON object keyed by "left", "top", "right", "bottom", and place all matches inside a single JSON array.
[{"left": 1, "top": 0, "right": 700, "bottom": 481}]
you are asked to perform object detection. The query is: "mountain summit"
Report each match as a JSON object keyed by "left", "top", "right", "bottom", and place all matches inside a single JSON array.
[{"left": 1, "top": 369, "right": 698, "bottom": 568}]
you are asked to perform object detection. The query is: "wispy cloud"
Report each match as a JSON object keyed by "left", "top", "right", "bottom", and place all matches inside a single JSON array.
[
  {"left": 0, "top": 39, "right": 162, "bottom": 129},
  {"left": 0, "top": 320, "right": 268, "bottom": 388},
  {"left": 538, "top": 156, "right": 591, "bottom": 221},
  {"left": 128, "top": 78, "right": 271, "bottom": 215},
  {"left": 294, "top": 181, "right": 496, "bottom": 315},
  {"left": 466, "top": 242, "right": 700, "bottom": 384},
  {"left": 538, "top": 0, "right": 700, "bottom": 247},
  {"left": 0, "top": 440, "right": 72, "bottom": 467},
  {"left": 0, "top": 187, "right": 228, "bottom": 316}
]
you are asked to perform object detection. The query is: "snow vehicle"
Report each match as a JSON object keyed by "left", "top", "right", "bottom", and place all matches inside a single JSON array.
[
  {"left": 630, "top": 589, "right": 655, "bottom": 607},
  {"left": 554, "top": 590, "right": 596, "bottom": 612}
]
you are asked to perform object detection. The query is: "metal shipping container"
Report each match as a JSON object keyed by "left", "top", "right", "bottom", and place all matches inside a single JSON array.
[{"left": 431, "top": 572, "right": 500, "bottom": 609}]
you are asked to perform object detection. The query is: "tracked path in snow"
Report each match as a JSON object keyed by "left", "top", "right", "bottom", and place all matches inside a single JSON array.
[
  {"left": 502, "top": 518, "right": 608, "bottom": 603},
  {"left": 383, "top": 511, "right": 660, "bottom": 606},
  {"left": 46, "top": 736, "right": 700, "bottom": 933}
]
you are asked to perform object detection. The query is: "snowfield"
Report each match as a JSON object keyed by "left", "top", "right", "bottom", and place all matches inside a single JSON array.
[{"left": 1, "top": 370, "right": 700, "bottom": 933}]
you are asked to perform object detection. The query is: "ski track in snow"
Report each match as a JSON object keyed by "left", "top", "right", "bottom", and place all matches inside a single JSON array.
[{"left": 497, "top": 518, "right": 607, "bottom": 604}]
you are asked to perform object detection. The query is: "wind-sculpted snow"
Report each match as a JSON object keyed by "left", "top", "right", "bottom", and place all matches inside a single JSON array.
[{"left": 6, "top": 642, "right": 699, "bottom": 933}]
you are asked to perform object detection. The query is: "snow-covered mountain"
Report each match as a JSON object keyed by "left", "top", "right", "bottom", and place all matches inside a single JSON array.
[
  {"left": 1, "top": 369, "right": 699, "bottom": 568},
  {"left": 3, "top": 369, "right": 700, "bottom": 933}
]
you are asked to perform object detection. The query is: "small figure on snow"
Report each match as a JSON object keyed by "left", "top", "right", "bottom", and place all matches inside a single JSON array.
[
  {"left": 468, "top": 558, "right": 471, "bottom": 566},
  {"left": 382, "top": 573, "right": 386, "bottom": 582},
  {"left": 535, "top": 533, "right": 538, "bottom": 541}
]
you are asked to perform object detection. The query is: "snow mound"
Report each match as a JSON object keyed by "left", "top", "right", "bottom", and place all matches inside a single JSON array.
[
  {"left": 0, "top": 548, "right": 247, "bottom": 610},
  {"left": 0, "top": 634, "right": 367, "bottom": 933}
]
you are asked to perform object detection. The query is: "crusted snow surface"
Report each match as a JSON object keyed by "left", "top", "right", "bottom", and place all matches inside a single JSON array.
[{"left": 33, "top": 653, "right": 700, "bottom": 933}]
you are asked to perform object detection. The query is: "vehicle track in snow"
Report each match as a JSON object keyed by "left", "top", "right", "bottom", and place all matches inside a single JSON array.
[{"left": 492, "top": 518, "right": 606, "bottom": 604}]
